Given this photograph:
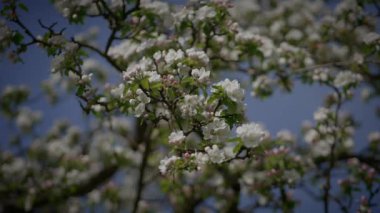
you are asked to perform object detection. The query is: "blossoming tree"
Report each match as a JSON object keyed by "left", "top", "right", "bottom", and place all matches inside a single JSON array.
[{"left": 0, "top": 0, "right": 379, "bottom": 212}]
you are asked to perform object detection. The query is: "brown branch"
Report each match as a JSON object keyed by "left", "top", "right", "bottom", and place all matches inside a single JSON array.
[
  {"left": 2, "top": 165, "right": 118, "bottom": 212},
  {"left": 124, "top": 0, "right": 141, "bottom": 19},
  {"left": 71, "top": 38, "right": 123, "bottom": 72},
  {"left": 323, "top": 86, "right": 342, "bottom": 213},
  {"left": 105, "top": 28, "right": 117, "bottom": 54},
  {"left": 336, "top": 154, "right": 380, "bottom": 173},
  {"left": 132, "top": 120, "right": 151, "bottom": 213}
]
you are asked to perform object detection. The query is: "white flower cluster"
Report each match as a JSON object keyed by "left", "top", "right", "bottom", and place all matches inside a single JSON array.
[
  {"left": 236, "top": 122, "right": 269, "bottom": 147},
  {"left": 49, "top": 38, "right": 79, "bottom": 74},
  {"left": 109, "top": 35, "right": 169, "bottom": 61},
  {"left": 141, "top": 1, "right": 170, "bottom": 16},
  {"left": 186, "top": 48, "right": 210, "bottom": 65},
  {"left": 179, "top": 94, "right": 205, "bottom": 117},
  {"left": 162, "top": 49, "right": 185, "bottom": 64},
  {"left": 110, "top": 83, "right": 125, "bottom": 98},
  {"left": 202, "top": 118, "right": 230, "bottom": 142},
  {"left": 333, "top": 71, "right": 362, "bottom": 88},
  {"left": 251, "top": 75, "right": 274, "bottom": 97},
  {"left": 159, "top": 155, "right": 180, "bottom": 175},
  {"left": 276, "top": 130, "right": 296, "bottom": 143},
  {"left": 168, "top": 130, "right": 186, "bottom": 145},
  {"left": 192, "top": 152, "right": 209, "bottom": 169},
  {"left": 129, "top": 89, "right": 151, "bottom": 117},
  {"left": 363, "top": 32, "right": 380, "bottom": 44},
  {"left": 116, "top": 47, "right": 213, "bottom": 118},
  {"left": 0, "top": 20, "right": 12, "bottom": 51},
  {"left": 16, "top": 107, "right": 42, "bottom": 132},
  {"left": 196, "top": 5, "right": 217, "bottom": 21},
  {"left": 175, "top": 4, "right": 216, "bottom": 25},
  {"left": 205, "top": 145, "right": 226, "bottom": 164},
  {"left": 1, "top": 85, "right": 29, "bottom": 98},
  {"left": 312, "top": 68, "right": 330, "bottom": 82},
  {"left": 53, "top": 0, "right": 101, "bottom": 19},
  {"left": 82, "top": 59, "right": 104, "bottom": 76},
  {"left": 303, "top": 107, "right": 355, "bottom": 157},
  {"left": 368, "top": 132, "right": 380, "bottom": 143},
  {"left": 303, "top": 128, "right": 331, "bottom": 157},
  {"left": 213, "top": 79, "right": 245, "bottom": 104},
  {"left": 237, "top": 32, "right": 276, "bottom": 58},
  {"left": 191, "top": 68, "right": 210, "bottom": 84},
  {"left": 123, "top": 57, "right": 155, "bottom": 82},
  {"left": 1, "top": 158, "right": 26, "bottom": 181},
  {"left": 159, "top": 144, "right": 229, "bottom": 174},
  {"left": 313, "top": 107, "right": 331, "bottom": 122}
]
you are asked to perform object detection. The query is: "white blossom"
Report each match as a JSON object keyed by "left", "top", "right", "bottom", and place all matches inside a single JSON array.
[
  {"left": 236, "top": 30, "right": 255, "bottom": 42},
  {"left": 276, "top": 130, "right": 296, "bottom": 143},
  {"left": 48, "top": 35, "right": 66, "bottom": 46},
  {"left": 195, "top": 5, "right": 216, "bottom": 21},
  {"left": 109, "top": 40, "right": 139, "bottom": 61},
  {"left": 145, "top": 71, "right": 161, "bottom": 83},
  {"left": 168, "top": 131, "right": 186, "bottom": 145},
  {"left": 51, "top": 55, "right": 65, "bottom": 73},
  {"left": 311, "top": 140, "right": 331, "bottom": 157},
  {"left": 186, "top": 48, "right": 209, "bottom": 65},
  {"left": 191, "top": 68, "right": 210, "bottom": 83},
  {"left": 81, "top": 73, "right": 93, "bottom": 83},
  {"left": 16, "top": 108, "right": 42, "bottom": 131},
  {"left": 110, "top": 84, "right": 125, "bottom": 98},
  {"left": 304, "top": 129, "right": 319, "bottom": 144},
  {"left": 313, "top": 68, "right": 330, "bottom": 82},
  {"left": 134, "top": 103, "right": 146, "bottom": 117},
  {"left": 202, "top": 118, "right": 230, "bottom": 142},
  {"left": 192, "top": 152, "right": 209, "bottom": 169},
  {"left": 213, "top": 79, "right": 245, "bottom": 103},
  {"left": 205, "top": 145, "right": 226, "bottom": 164},
  {"left": 236, "top": 123, "right": 269, "bottom": 147},
  {"left": 153, "top": 51, "right": 163, "bottom": 61},
  {"left": 334, "top": 71, "right": 362, "bottom": 88},
  {"left": 363, "top": 32, "right": 380, "bottom": 44},
  {"left": 1, "top": 158, "right": 26, "bottom": 180},
  {"left": 164, "top": 49, "right": 184, "bottom": 64},
  {"left": 304, "top": 57, "right": 314, "bottom": 66},
  {"left": 91, "top": 104, "right": 105, "bottom": 113},
  {"left": 196, "top": 6, "right": 216, "bottom": 20},
  {"left": 285, "top": 29, "right": 303, "bottom": 40},
  {"left": 180, "top": 95, "right": 204, "bottom": 117},
  {"left": 0, "top": 20, "right": 12, "bottom": 49},
  {"left": 159, "top": 156, "right": 179, "bottom": 175},
  {"left": 136, "top": 89, "right": 150, "bottom": 104},
  {"left": 313, "top": 107, "right": 331, "bottom": 122},
  {"left": 142, "top": 1, "right": 169, "bottom": 15},
  {"left": 82, "top": 59, "right": 102, "bottom": 74},
  {"left": 368, "top": 132, "right": 380, "bottom": 143},
  {"left": 251, "top": 76, "right": 273, "bottom": 97}
]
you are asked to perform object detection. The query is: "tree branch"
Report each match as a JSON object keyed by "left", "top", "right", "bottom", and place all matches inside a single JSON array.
[
  {"left": 132, "top": 120, "right": 151, "bottom": 213},
  {"left": 3, "top": 165, "right": 118, "bottom": 212}
]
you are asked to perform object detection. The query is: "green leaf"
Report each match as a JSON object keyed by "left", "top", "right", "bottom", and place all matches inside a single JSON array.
[
  {"left": 160, "top": 180, "right": 172, "bottom": 193},
  {"left": 167, "top": 88, "right": 176, "bottom": 99},
  {"left": 18, "top": 3, "right": 29, "bottom": 12},
  {"left": 76, "top": 85, "right": 85, "bottom": 96},
  {"left": 227, "top": 137, "right": 242, "bottom": 143},
  {"left": 233, "top": 142, "right": 243, "bottom": 154},
  {"left": 181, "top": 76, "right": 194, "bottom": 85},
  {"left": 223, "top": 113, "right": 243, "bottom": 128},
  {"left": 140, "top": 78, "right": 149, "bottom": 90},
  {"left": 207, "top": 94, "right": 218, "bottom": 104},
  {"left": 150, "top": 82, "right": 162, "bottom": 90},
  {"left": 12, "top": 32, "right": 24, "bottom": 45}
]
